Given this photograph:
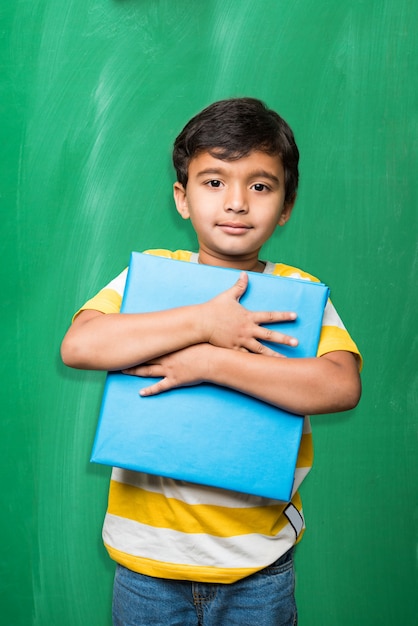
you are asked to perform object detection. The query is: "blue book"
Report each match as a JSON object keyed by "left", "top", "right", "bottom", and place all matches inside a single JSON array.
[{"left": 91, "top": 252, "right": 329, "bottom": 501}]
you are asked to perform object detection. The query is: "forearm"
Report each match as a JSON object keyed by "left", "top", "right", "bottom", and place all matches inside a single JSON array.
[
  {"left": 61, "top": 273, "right": 300, "bottom": 371},
  {"left": 61, "top": 307, "right": 205, "bottom": 370},
  {"left": 205, "top": 347, "right": 361, "bottom": 415}
]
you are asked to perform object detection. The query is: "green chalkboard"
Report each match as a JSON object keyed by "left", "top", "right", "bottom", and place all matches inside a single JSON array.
[{"left": 1, "top": 1, "right": 416, "bottom": 624}]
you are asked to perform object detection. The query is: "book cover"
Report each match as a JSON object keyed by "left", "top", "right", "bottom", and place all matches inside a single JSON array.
[{"left": 91, "top": 252, "right": 329, "bottom": 501}]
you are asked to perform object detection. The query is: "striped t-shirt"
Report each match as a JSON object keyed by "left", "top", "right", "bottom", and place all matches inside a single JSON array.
[{"left": 76, "top": 249, "right": 361, "bottom": 583}]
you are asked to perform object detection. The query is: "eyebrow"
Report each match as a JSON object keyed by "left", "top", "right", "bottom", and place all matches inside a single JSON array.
[{"left": 195, "top": 168, "right": 281, "bottom": 185}]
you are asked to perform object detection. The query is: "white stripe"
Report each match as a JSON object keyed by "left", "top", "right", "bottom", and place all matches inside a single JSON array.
[
  {"left": 287, "top": 271, "right": 313, "bottom": 281},
  {"left": 322, "top": 300, "right": 346, "bottom": 330},
  {"left": 302, "top": 415, "right": 312, "bottom": 434},
  {"left": 110, "top": 468, "right": 285, "bottom": 508},
  {"left": 292, "top": 467, "right": 311, "bottom": 494},
  {"left": 103, "top": 268, "right": 128, "bottom": 297},
  {"left": 103, "top": 513, "right": 297, "bottom": 569},
  {"left": 263, "top": 261, "right": 276, "bottom": 275}
]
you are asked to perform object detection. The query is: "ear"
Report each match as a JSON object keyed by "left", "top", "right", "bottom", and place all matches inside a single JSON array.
[
  {"left": 173, "top": 182, "right": 190, "bottom": 219},
  {"left": 278, "top": 195, "right": 296, "bottom": 226}
]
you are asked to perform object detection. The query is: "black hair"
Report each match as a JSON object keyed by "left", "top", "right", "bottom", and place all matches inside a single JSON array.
[{"left": 173, "top": 97, "right": 299, "bottom": 204}]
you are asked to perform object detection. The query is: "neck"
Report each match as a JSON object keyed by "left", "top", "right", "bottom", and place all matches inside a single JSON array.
[{"left": 197, "top": 249, "right": 266, "bottom": 273}]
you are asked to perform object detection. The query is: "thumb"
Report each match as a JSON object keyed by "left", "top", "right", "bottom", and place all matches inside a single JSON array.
[{"left": 231, "top": 272, "right": 248, "bottom": 301}]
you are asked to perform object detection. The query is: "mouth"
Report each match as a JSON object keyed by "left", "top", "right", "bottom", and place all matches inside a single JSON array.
[{"left": 217, "top": 222, "right": 252, "bottom": 235}]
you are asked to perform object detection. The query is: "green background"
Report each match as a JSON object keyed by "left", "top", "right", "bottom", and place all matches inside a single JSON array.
[{"left": 1, "top": 1, "right": 416, "bottom": 624}]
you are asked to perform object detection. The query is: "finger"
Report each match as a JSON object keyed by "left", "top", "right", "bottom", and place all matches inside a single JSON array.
[
  {"left": 251, "top": 310, "right": 297, "bottom": 325},
  {"left": 122, "top": 367, "right": 140, "bottom": 376},
  {"left": 255, "top": 327, "right": 299, "bottom": 347},
  {"left": 229, "top": 272, "right": 248, "bottom": 302},
  {"left": 243, "top": 330, "right": 297, "bottom": 354},
  {"left": 246, "top": 341, "right": 288, "bottom": 358},
  {"left": 122, "top": 364, "right": 163, "bottom": 377},
  {"left": 139, "top": 378, "right": 172, "bottom": 397}
]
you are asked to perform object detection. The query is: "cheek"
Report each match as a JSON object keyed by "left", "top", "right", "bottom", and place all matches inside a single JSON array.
[{"left": 187, "top": 211, "right": 206, "bottom": 232}]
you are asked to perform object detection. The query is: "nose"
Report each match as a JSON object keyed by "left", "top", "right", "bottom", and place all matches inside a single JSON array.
[{"left": 224, "top": 183, "right": 248, "bottom": 213}]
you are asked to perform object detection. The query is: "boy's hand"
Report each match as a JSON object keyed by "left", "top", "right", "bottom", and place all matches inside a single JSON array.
[
  {"left": 201, "top": 272, "right": 298, "bottom": 356},
  {"left": 122, "top": 344, "right": 214, "bottom": 396}
]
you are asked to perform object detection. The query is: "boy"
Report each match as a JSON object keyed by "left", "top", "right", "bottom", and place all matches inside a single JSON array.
[{"left": 61, "top": 98, "right": 361, "bottom": 625}]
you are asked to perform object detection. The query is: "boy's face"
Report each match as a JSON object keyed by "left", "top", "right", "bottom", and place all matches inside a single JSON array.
[{"left": 173, "top": 150, "right": 294, "bottom": 269}]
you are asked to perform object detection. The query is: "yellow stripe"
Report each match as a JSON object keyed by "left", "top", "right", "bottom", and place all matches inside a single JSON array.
[
  {"left": 318, "top": 325, "right": 363, "bottom": 369},
  {"left": 270, "top": 264, "right": 320, "bottom": 282},
  {"left": 108, "top": 480, "right": 292, "bottom": 537},
  {"left": 144, "top": 249, "right": 193, "bottom": 262},
  {"left": 296, "top": 432, "right": 313, "bottom": 468},
  {"left": 72, "top": 288, "right": 122, "bottom": 321}
]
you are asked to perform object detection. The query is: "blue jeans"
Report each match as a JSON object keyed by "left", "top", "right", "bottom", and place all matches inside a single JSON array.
[{"left": 112, "top": 549, "right": 297, "bottom": 625}]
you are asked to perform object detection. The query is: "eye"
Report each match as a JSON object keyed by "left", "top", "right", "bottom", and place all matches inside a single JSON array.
[
  {"left": 252, "top": 183, "right": 269, "bottom": 192},
  {"left": 207, "top": 179, "right": 222, "bottom": 188}
]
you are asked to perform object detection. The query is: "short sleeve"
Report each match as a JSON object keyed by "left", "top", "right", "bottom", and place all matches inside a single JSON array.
[
  {"left": 317, "top": 300, "right": 362, "bottom": 370},
  {"left": 72, "top": 268, "right": 128, "bottom": 321}
]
